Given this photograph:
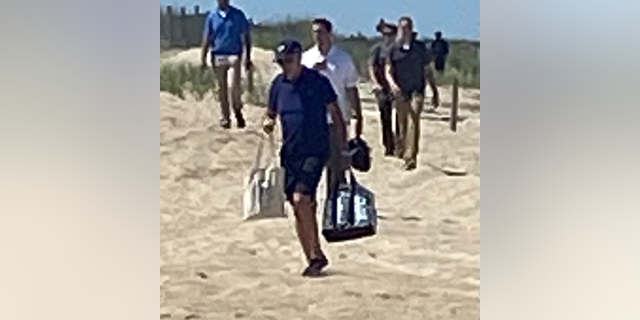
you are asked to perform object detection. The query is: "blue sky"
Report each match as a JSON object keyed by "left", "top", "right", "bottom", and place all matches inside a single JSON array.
[{"left": 160, "top": 0, "right": 479, "bottom": 40}]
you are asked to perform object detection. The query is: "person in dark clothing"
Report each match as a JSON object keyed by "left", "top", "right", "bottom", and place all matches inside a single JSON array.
[
  {"left": 369, "top": 19, "right": 398, "bottom": 156},
  {"left": 386, "top": 17, "right": 440, "bottom": 170},
  {"left": 430, "top": 31, "right": 449, "bottom": 73},
  {"left": 263, "top": 40, "right": 348, "bottom": 277}
]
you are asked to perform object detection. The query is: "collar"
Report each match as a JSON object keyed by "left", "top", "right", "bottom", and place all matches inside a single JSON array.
[
  {"left": 312, "top": 45, "right": 337, "bottom": 60},
  {"left": 217, "top": 5, "right": 232, "bottom": 17}
]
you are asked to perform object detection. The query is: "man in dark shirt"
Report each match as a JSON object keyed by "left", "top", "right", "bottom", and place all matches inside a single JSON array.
[
  {"left": 263, "top": 40, "right": 348, "bottom": 277},
  {"left": 386, "top": 16, "right": 440, "bottom": 170},
  {"left": 369, "top": 20, "right": 398, "bottom": 156},
  {"left": 430, "top": 31, "right": 449, "bottom": 73}
]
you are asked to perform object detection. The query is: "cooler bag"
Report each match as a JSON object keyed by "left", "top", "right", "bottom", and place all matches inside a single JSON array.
[{"left": 322, "top": 170, "right": 378, "bottom": 242}]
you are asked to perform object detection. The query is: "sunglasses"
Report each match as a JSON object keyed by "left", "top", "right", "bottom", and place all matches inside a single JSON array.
[{"left": 276, "top": 56, "right": 297, "bottom": 66}]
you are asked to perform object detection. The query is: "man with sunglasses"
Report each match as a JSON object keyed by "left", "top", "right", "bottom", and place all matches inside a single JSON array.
[
  {"left": 301, "top": 18, "right": 362, "bottom": 197},
  {"left": 386, "top": 16, "right": 440, "bottom": 170},
  {"left": 369, "top": 19, "right": 398, "bottom": 156},
  {"left": 200, "top": 0, "right": 253, "bottom": 129},
  {"left": 263, "top": 40, "right": 348, "bottom": 277}
]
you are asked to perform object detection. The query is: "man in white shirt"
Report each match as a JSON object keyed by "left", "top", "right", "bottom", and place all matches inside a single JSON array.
[{"left": 302, "top": 18, "right": 363, "bottom": 196}]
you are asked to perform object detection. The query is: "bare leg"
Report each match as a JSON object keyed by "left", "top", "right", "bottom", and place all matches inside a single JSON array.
[{"left": 292, "top": 192, "right": 323, "bottom": 261}]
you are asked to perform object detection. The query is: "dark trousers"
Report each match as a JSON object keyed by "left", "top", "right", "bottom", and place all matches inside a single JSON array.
[
  {"left": 376, "top": 91, "right": 395, "bottom": 154},
  {"left": 434, "top": 56, "right": 446, "bottom": 72}
]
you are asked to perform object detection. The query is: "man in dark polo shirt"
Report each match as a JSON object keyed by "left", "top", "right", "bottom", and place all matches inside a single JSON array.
[
  {"left": 386, "top": 16, "right": 440, "bottom": 170},
  {"left": 431, "top": 31, "right": 449, "bottom": 73},
  {"left": 263, "top": 40, "right": 348, "bottom": 277},
  {"left": 369, "top": 19, "right": 398, "bottom": 156}
]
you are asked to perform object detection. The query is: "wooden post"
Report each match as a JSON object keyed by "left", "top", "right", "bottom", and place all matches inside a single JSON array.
[
  {"left": 450, "top": 78, "right": 459, "bottom": 132},
  {"left": 179, "top": 7, "right": 187, "bottom": 48},
  {"left": 194, "top": 5, "right": 200, "bottom": 15},
  {"left": 166, "top": 6, "right": 173, "bottom": 47}
]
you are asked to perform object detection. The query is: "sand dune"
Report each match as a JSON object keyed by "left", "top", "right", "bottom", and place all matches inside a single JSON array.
[{"left": 160, "top": 49, "right": 480, "bottom": 320}]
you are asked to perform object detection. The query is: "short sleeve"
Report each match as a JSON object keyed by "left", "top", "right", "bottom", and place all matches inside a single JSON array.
[
  {"left": 343, "top": 55, "right": 359, "bottom": 88},
  {"left": 237, "top": 10, "right": 250, "bottom": 35},
  {"left": 319, "top": 75, "right": 338, "bottom": 106},
  {"left": 421, "top": 42, "right": 431, "bottom": 66},
  {"left": 387, "top": 46, "right": 396, "bottom": 64},
  {"left": 203, "top": 13, "right": 213, "bottom": 38},
  {"left": 368, "top": 45, "right": 380, "bottom": 66},
  {"left": 267, "top": 78, "right": 279, "bottom": 117}
]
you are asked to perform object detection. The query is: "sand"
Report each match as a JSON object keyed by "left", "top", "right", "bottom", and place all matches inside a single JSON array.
[{"left": 160, "top": 48, "right": 480, "bottom": 320}]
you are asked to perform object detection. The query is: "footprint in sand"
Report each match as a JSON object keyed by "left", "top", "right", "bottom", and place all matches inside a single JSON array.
[
  {"left": 160, "top": 314, "right": 171, "bottom": 319},
  {"left": 196, "top": 271, "right": 208, "bottom": 279},
  {"left": 401, "top": 216, "right": 422, "bottom": 222},
  {"left": 442, "top": 218, "right": 458, "bottom": 225},
  {"left": 185, "top": 314, "right": 199, "bottom": 319},
  {"left": 343, "top": 290, "right": 363, "bottom": 298},
  {"left": 374, "top": 292, "right": 405, "bottom": 301}
]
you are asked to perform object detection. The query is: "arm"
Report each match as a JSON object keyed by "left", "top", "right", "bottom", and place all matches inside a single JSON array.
[
  {"left": 200, "top": 14, "right": 212, "bottom": 69},
  {"left": 243, "top": 32, "right": 252, "bottom": 64},
  {"left": 368, "top": 46, "right": 382, "bottom": 89},
  {"left": 263, "top": 81, "right": 278, "bottom": 134},
  {"left": 369, "top": 64, "right": 379, "bottom": 87},
  {"left": 240, "top": 13, "right": 252, "bottom": 69},
  {"left": 344, "top": 56, "right": 363, "bottom": 136},
  {"left": 321, "top": 76, "right": 347, "bottom": 146},
  {"left": 346, "top": 87, "right": 362, "bottom": 136},
  {"left": 385, "top": 58, "right": 401, "bottom": 94},
  {"left": 328, "top": 102, "right": 347, "bottom": 147}
]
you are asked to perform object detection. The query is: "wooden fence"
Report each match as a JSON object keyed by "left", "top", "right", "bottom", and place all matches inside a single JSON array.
[{"left": 160, "top": 6, "right": 209, "bottom": 49}]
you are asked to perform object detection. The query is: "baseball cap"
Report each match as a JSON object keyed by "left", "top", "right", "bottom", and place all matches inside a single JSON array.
[{"left": 274, "top": 40, "right": 302, "bottom": 62}]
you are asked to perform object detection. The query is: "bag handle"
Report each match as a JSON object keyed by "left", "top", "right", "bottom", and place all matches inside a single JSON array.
[
  {"left": 347, "top": 169, "right": 357, "bottom": 226},
  {"left": 330, "top": 169, "right": 359, "bottom": 229},
  {"left": 251, "top": 134, "right": 279, "bottom": 173}
]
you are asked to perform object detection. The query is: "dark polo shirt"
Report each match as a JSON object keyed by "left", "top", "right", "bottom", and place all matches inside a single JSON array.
[
  {"left": 268, "top": 67, "right": 337, "bottom": 159},
  {"left": 388, "top": 39, "right": 431, "bottom": 96}
]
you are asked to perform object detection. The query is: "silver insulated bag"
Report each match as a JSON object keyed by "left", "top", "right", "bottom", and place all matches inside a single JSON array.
[{"left": 322, "top": 170, "right": 377, "bottom": 242}]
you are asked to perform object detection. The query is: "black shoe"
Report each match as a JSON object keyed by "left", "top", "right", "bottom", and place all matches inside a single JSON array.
[
  {"left": 403, "top": 160, "right": 417, "bottom": 171},
  {"left": 220, "top": 119, "right": 231, "bottom": 129},
  {"left": 235, "top": 113, "right": 246, "bottom": 129},
  {"left": 384, "top": 148, "right": 394, "bottom": 156},
  {"left": 302, "top": 257, "right": 329, "bottom": 277}
]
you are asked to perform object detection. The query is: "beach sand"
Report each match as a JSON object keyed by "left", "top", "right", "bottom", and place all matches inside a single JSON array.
[{"left": 160, "top": 48, "right": 480, "bottom": 320}]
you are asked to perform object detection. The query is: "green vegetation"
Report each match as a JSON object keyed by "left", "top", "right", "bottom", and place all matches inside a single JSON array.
[
  {"left": 160, "top": 63, "right": 270, "bottom": 105},
  {"left": 160, "top": 63, "right": 216, "bottom": 100}
]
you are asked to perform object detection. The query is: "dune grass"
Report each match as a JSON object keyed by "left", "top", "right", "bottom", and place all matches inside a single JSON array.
[
  {"left": 160, "top": 63, "right": 270, "bottom": 105},
  {"left": 160, "top": 63, "right": 216, "bottom": 100}
]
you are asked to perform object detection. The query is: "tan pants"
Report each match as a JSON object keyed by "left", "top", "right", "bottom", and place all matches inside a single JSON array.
[
  {"left": 214, "top": 56, "right": 243, "bottom": 121},
  {"left": 394, "top": 92, "right": 424, "bottom": 163}
]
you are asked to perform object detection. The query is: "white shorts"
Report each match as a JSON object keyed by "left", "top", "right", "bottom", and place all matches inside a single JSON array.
[{"left": 212, "top": 54, "right": 240, "bottom": 67}]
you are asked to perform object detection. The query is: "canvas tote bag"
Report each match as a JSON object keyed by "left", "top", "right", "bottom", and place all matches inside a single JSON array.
[{"left": 243, "top": 135, "right": 286, "bottom": 220}]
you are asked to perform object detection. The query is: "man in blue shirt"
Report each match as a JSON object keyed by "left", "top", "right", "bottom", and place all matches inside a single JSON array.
[
  {"left": 263, "top": 40, "right": 348, "bottom": 277},
  {"left": 200, "top": 0, "right": 253, "bottom": 129}
]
